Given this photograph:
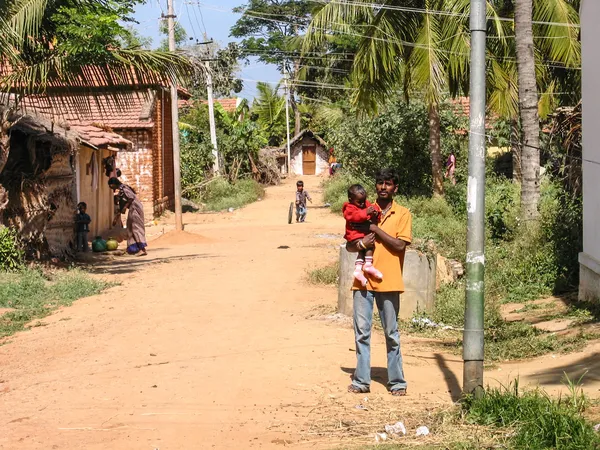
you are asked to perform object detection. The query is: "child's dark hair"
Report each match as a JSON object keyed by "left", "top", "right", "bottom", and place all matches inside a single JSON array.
[
  {"left": 296, "top": 180, "right": 304, "bottom": 187},
  {"left": 375, "top": 168, "right": 399, "bottom": 186},
  {"left": 348, "top": 184, "right": 367, "bottom": 200},
  {"left": 77, "top": 202, "right": 87, "bottom": 209}
]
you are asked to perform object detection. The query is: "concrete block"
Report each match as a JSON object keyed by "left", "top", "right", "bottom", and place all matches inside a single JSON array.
[{"left": 338, "top": 245, "right": 437, "bottom": 319}]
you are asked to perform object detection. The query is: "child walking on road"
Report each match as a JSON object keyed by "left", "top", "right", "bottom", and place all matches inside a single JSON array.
[
  {"left": 75, "top": 202, "right": 91, "bottom": 252},
  {"left": 295, "top": 180, "right": 312, "bottom": 223},
  {"left": 343, "top": 184, "right": 383, "bottom": 286}
]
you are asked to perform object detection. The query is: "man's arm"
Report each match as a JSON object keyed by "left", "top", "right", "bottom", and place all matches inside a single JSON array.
[
  {"left": 346, "top": 233, "right": 376, "bottom": 253},
  {"left": 369, "top": 224, "right": 408, "bottom": 255},
  {"left": 369, "top": 209, "right": 412, "bottom": 255}
]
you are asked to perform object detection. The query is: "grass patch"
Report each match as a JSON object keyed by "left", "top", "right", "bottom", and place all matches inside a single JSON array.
[
  {"left": 307, "top": 262, "right": 339, "bottom": 286},
  {"left": 463, "top": 381, "right": 600, "bottom": 449},
  {"left": 198, "top": 178, "right": 264, "bottom": 212},
  {"left": 0, "top": 269, "right": 111, "bottom": 338}
]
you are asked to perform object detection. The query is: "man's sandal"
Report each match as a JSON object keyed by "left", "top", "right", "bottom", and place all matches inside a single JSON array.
[
  {"left": 390, "top": 388, "right": 407, "bottom": 397},
  {"left": 348, "top": 385, "right": 370, "bottom": 394}
]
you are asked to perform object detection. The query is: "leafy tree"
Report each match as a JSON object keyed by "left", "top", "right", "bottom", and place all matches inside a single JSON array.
[
  {"left": 0, "top": 0, "right": 193, "bottom": 95},
  {"left": 230, "top": 0, "right": 313, "bottom": 134},
  {"left": 329, "top": 99, "right": 467, "bottom": 197},
  {"left": 159, "top": 20, "right": 189, "bottom": 51}
]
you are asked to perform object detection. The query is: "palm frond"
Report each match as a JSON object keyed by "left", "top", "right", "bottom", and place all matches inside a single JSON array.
[
  {"left": 533, "top": 0, "right": 580, "bottom": 67},
  {"left": 5, "top": 0, "right": 48, "bottom": 47}
]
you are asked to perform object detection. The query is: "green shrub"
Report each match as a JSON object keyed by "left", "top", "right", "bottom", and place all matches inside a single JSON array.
[
  {"left": 464, "top": 382, "right": 600, "bottom": 449},
  {"left": 0, "top": 227, "right": 24, "bottom": 272},
  {"left": 322, "top": 171, "right": 372, "bottom": 214},
  {"left": 199, "top": 178, "right": 264, "bottom": 212}
]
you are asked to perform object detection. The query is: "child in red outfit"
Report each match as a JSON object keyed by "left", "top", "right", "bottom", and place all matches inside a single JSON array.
[{"left": 343, "top": 184, "right": 383, "bottom": 286}]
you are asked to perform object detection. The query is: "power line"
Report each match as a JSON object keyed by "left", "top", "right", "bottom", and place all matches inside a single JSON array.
[
  {"left": 308, "top": 0, "right": 581, "bottom": 29},
  {"left": 193, "top": 2, "right": 581, "bottom": 70}
]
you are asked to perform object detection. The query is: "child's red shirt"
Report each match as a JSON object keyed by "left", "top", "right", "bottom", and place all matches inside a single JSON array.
[{"left": 343, "top": 201, "right": 381, "bottom": 242}]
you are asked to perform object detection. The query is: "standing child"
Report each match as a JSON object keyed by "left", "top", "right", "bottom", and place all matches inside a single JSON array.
[
  {"left": 295, "top": 180, "right": 312, "bottom": 223},
  {"left": 75, "top": 202, "right": 91, "bottom": 252},
  {"left": 343, "top": 184, "right": 383, "bottom": 286}
]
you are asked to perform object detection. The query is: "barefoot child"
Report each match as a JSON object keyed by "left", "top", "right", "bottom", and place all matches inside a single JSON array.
[
  {"left": 343, "top": 184, "right": 383, "bottom": 286},
  {"left": 295, "top": 180, "right": 312, "bottom": 223},
  {"left": 75, "top": 202, "right": 91, "bottom": 252}
]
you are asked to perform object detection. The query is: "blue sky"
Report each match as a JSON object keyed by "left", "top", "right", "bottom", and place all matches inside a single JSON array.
[{"left": 132, "top": 0, "right": 281, "bottom": 100}]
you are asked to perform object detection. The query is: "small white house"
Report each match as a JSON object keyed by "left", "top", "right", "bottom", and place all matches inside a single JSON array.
[
  {"left": 580, "top": 0, "right": 600, "bottom": 301},
  {"left": 283, "top": 130, "right": 330, "bottom": 176}
]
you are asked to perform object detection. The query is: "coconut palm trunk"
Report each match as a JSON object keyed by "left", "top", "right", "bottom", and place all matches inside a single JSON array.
[
  {"left": 511, "top": 118, "right": 522, "bottom": 182},
  {"left": 514, "top": 0, "right": 541, "bottom": 220},
  {"left": 429, "top": 103, "right": 444, "bottom": 196}
]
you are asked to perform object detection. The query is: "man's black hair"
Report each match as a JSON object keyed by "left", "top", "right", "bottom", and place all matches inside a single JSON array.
[
  {"left": 296, "top": 180, "right": 304, "bottom": 187},
  {"left": 348, "top": 184, "right": 366, "bottom": 200},
  {"left": 77, "top": 202, "right": 87, "bottom": 209},
  {"left": 375, "top": 168, "right": 399, "bottom": 186}
]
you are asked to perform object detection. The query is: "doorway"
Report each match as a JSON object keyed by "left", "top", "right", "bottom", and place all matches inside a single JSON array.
[{"left": 302, "top": 145, "right": 316, "bottom": 175}]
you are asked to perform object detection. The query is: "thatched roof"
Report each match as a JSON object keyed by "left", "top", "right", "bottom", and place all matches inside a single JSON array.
[
  {"left": 2, "top": 106, "right": 78, "bottom": 154},
  {"left": 279, "top": 129, "right": 328, "bottom": 150},
  {"left": 1, "top": 105, "right": 131, "bottom": 151}
]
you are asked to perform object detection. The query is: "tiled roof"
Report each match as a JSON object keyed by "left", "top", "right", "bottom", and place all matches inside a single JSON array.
[
  {"left": 19, "top": 91, "right": 158, "bottom": 129},
  {"left": 71, "top": 125, "right": 132, "bottom": 150},
  {"left": 178, "top": 98, "right": 239, "bottom": 113}
]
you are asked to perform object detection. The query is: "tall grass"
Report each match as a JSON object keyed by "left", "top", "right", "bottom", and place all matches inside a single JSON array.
[
  {"left": 0, "top": 269, "right": 111, "bottom": 338},
  {"left": 463, "top": 382, "right": 600, "bottom": 449},
  {"left": 199, "top": 178, "right": 265, "bottom": 212}
]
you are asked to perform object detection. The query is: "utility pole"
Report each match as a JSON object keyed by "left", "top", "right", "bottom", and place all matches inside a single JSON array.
[
  {"left": 463, "top": 0, "right": 487, "bottom": 396},
  {"left": 205, "top": 61, "right": 219, "bottom": 174},
  {"left": 166, "top": 0, "right": 183, "bottom": 231},
  {"left": 284, "top": 69, "right": 292, "bottom": 174}
]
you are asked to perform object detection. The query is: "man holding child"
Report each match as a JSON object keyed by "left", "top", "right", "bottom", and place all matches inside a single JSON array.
[{"left": 346, "top": 169, "right": 412, "bottom": 397}]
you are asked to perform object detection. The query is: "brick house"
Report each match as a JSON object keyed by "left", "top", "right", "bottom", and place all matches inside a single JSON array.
[{"left": 21, "top": 88, "right": 188, "bottom": 219}]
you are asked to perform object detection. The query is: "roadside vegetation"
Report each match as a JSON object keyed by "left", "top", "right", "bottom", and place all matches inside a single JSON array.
[
  {"left": 191, "top": 178, "right": 265, "bottom": 212},
  {"left": 0, "top": 228, "right": 111, "bottom": 339},
  {"left": 321, "top": 137, "right": 587, "bottom": 362},
  {"left": 0, "top": 269, "right": 111, "bottom": 339}
]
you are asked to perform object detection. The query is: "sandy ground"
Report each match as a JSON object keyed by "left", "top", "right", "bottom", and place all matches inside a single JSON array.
[{"left": 1, "top": 177, "right": 600, "bottom": 449}]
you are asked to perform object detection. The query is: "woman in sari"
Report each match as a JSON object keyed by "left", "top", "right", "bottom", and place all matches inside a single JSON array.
[{"left": 109, "top": 177, "right": 148, "bottom": 256}]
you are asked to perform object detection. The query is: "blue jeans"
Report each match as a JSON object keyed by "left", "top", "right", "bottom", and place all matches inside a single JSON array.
[
  {"left": 351, "top": 290, "right": 407, "bottom": 392},
  {"left": 296, "top": 205, "right": 307, "bottom": 222}
]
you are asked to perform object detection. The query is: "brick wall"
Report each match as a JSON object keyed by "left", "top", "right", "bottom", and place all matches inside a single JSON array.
[
  {"left": 151, "top": 91, "right": 175, "bottom": 217},
  {"left": 115, "top": 129, "right": 154, "bottom": 219}
]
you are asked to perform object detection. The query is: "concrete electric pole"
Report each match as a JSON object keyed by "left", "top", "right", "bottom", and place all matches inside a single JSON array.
[
  {"left": 284, "top": 69, "right": 291, "bottom": 174},
  {"left": 205, "top": 61, "right": 220, "bottom": 174},
  {"left": 463, "top": 0, "right": 487, "bottom": 396},
  {"left": 166, "top": 0, "right": 183, "bottom": 231}
]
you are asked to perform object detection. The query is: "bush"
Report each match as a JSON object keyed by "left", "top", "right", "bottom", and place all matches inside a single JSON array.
[
  {"left": 199, "top": 178, "right": 264, "bottom": 212},
  {"left": 328, "top": 99, "right": 468, "bottom": 197},
  {"left": 322, "top": 171, "right": 372, "bottom": 213},
  {"left": 464, "top": 382, "right": 600, "bottom": 449},
  {"left": 0, "top": 227, "right": 24, "bottom": 272}
]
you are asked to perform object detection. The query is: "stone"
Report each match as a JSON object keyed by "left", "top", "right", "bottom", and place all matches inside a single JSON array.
[{"left": 338, "top": 245, "right": 437, "bottom": 319}]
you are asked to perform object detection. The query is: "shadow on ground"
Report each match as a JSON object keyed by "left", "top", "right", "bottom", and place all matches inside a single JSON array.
[
  {"left": 524, "top": 353, "right": 600, "bottom": 386},
  {"left": 77, "top": 252, "right": 216, "bottom": 275}
]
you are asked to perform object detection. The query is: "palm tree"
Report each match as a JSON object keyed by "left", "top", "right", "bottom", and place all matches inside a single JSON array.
[
  {"left": 252, "top": 82, "right": 287, "bottom": 146},
  {"left": 0, "top": 0, "right": 194, "bottom": 96},
  {"left": 304, "top": 0, "right": 579, "bottom": 201},
  {"left": 514, "top": 0, "right": 541, "bottom": 219},
  {"left": 304, "top": 0, "right": 482, "bottom": 196}
]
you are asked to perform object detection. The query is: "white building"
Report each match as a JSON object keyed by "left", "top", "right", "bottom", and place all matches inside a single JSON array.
[{"left": 580, "top": 0, "right": 600, "bottom": 301}]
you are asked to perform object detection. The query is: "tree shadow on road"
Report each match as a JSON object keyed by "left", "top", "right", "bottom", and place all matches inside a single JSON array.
[
  {"left": 434, "top": 353, "right": 462, "bottom": 402},
  {"left": 523, "top": 353, "right": 600, "bottom": 387},
  {"left": 80, "top": 253, "right": 216, "bottom": 275}
]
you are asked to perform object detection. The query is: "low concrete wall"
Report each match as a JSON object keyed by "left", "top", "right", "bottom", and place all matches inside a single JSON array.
[
  {"left": 338, "top": 245, "right": 437, "bottom": 319},
  {"left": 579, "top": 252, "right": 600, "bottom": 302}
]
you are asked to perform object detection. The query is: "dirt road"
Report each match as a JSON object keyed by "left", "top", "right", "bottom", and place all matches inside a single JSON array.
[{"left": 1, "top": 178, "right": 600, "bottom": 449}]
